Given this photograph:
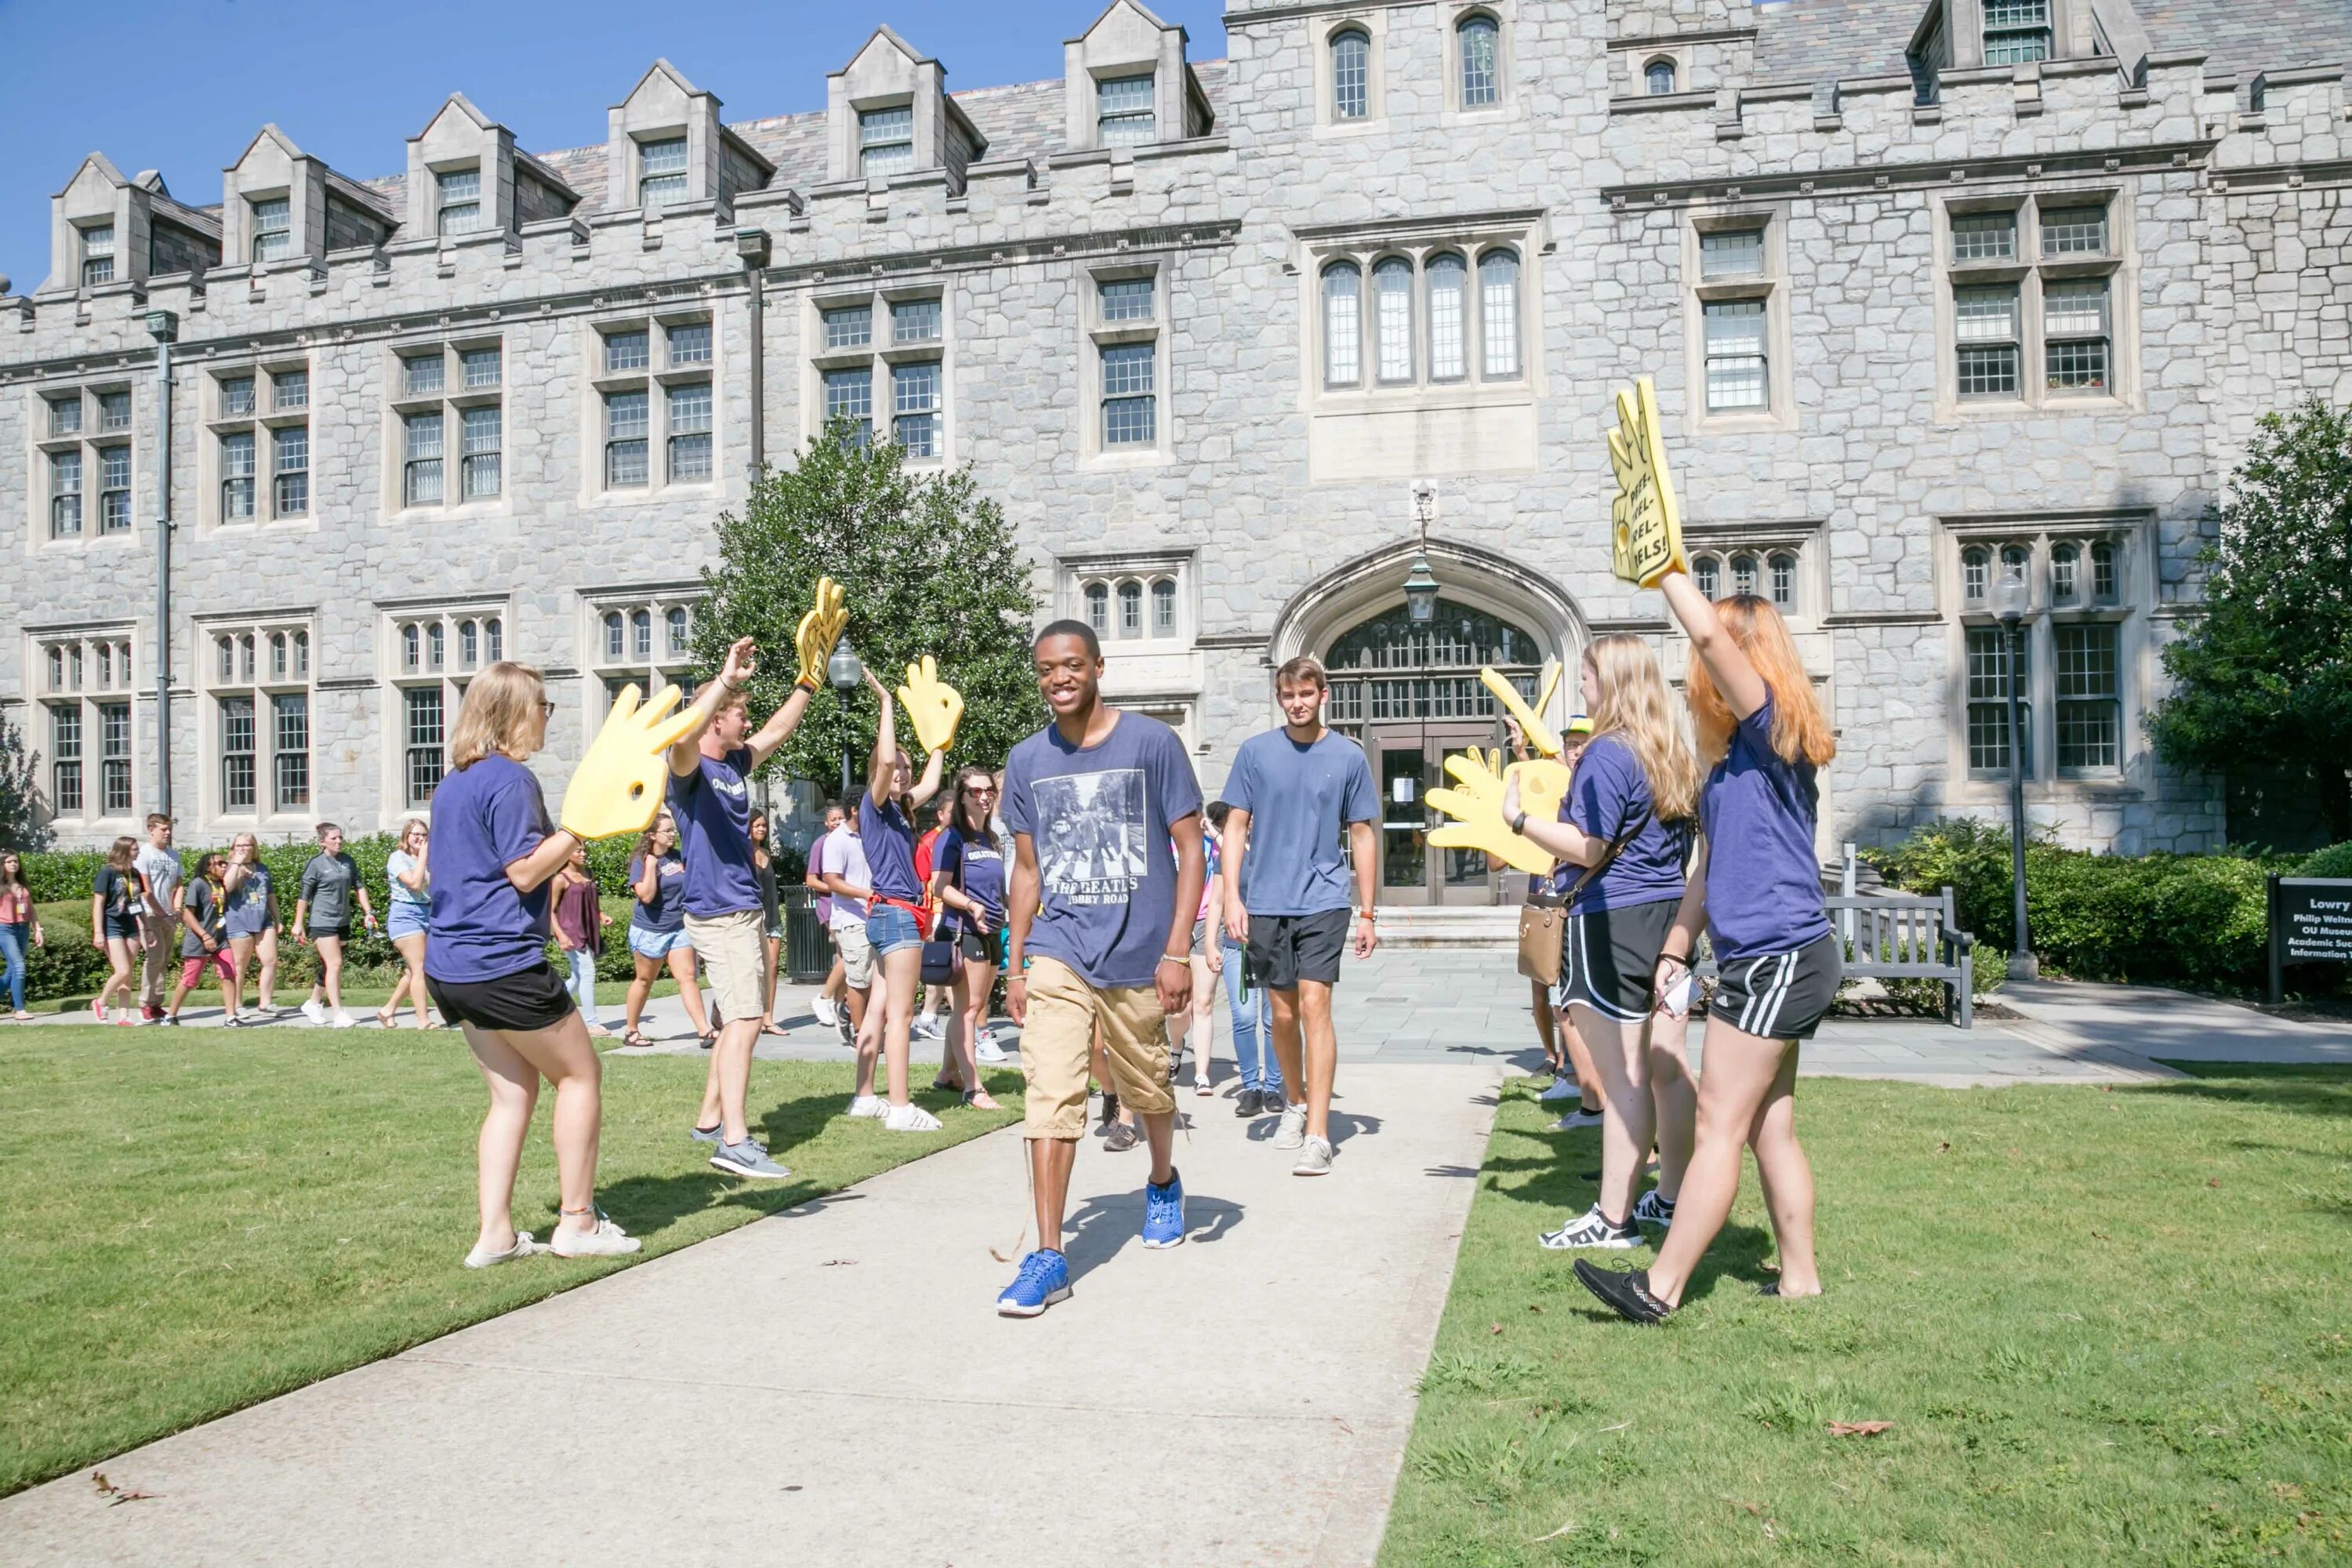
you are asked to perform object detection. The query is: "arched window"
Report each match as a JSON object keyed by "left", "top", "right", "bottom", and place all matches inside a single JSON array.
[
  {"left": 458, "top": 619, "right": 478, "bottom": 669},
  {"left": 1769, "top": 552, "right": 1798, "bottom": 609},
  {"left": 1459, "top": 16, "right": 1499, "bottom": 108},
  {"left": 1117, "top": 580, "right": 1144, "bottom": 637},
  {"left": 2050, "top": 543, "right": 2079, "bottom": 604},
  {"left": 1646, "top": 57, "right": 1678, "bottom": 96},
  {"left": 1477, "top": 249, "right": 1519, "bottom": 378},
  {"left": 1374, "top": 257, "right": 1414, "bottom": 383},
  {"left": 1730, "top": 553, "right": 1760, "bottom": 598},
  {"left": 1083, "top": 582, "right": 1109, "bottom": 635},
  {"left": 425, "top": 622, "right": 445, "bottom": 671},
  {"left": 1322, "top": 261, "right": 1362, "bottom": 387},
  {"left": 239, "top": 633, "right": 256, "bottom": 682},
  {"left": 1693, "top": 555, "right": 1721, "bottom": 600},
  {"left": 1151, "top": 579, "right": 1177, "bottom": 636},
  {"left": 2000, "top": 543, "right": 2031, "bottom": 588},
  {"left": 402, "top": 623, "right": 421, "bottom": 673},
  {"left": 630, "top": 609, "right": 652, "bottom": 660},
  {"left": 1326, "top": 597, "right": 1544, "bottom": 723},
  {"left": 216, "top": 637, "right": 234, "bottom": 682},
  {"left": 270, "top": 631, "right": 289, "bottom": 680},
  {"left": 1331, "top": 29, "right": 1370, "bottom": 120},
  {"left": 484, "top": 619, "right": 500, "bottom": 663},
  {"left": 97, "top": 644, "right": 112, "bottom": 688},
  {"left": 294, "top": 630, "right": 310, "bottom": 677},
  {"left": 1962, "top": 545, "right": 1990, "bottom": 604},
  {"left": 1425, "top": 252, "right": 1468, "bottom": 380},
  {"left": 666, "top": 607, "right": 690, "bottom": 656},
  {"left": 2090, "top": 540, "right": 2117, "bottom": 601},
  {"left": 603, "top": 612, "right": 625, "bottom": 661}
]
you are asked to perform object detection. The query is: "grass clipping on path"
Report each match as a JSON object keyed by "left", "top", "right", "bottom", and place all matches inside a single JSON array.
[
  {"left": 0, "top": 1025, "right": 1020, "bottom": 1497},
  {"left": 1381, "top": 1067, "right": 2352, "bottom": 1566}
]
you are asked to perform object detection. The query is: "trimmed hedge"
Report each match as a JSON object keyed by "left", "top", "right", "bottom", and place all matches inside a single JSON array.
[{"left": 1864, "top": 820, "right": 2350, "bottom": 995}]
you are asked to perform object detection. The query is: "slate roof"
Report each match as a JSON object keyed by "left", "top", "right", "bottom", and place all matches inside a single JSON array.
[{"left": 1751, "top": 0, "right": 1936, "bottom": 85}]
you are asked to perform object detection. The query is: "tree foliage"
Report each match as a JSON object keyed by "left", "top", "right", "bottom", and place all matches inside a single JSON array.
[
  {"left": 2147, "top": 397, "right": 2352, "bottom": 839},
  {"left": 694, "top": 424, "right": 1040, "bottom": 794},
  {"left": 0, "top": 711, "right": 52, "bottom": 851}
]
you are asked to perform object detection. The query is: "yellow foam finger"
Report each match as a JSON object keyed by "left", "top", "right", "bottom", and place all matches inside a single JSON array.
[{"left": 1481, "top": 668, "right": 1561, "bottom": 757}]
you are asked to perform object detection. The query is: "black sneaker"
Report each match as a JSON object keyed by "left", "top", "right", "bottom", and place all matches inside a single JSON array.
[
  {"left": 1258, "top": 1088, "right": 1286, "bottom": 1116},
  {"left": 1104, "top": 1120, "right": 1140, "bottom": 1152},
  {"left": 1234, "top": 1087, "right": 1264, "bottom": 1118},
  {"left": 1573, "top": 1261, "right": 1672, "bottom": 1324}
]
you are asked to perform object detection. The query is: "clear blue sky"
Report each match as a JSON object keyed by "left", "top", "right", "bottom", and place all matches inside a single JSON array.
[{"left": 0, "top": 0, "right": 1227, "bottom": 293}]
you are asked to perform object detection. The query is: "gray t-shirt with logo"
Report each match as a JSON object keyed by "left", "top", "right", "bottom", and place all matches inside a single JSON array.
[
  {"left": 136, "top": 844, "right": 181, "bottom": 920},
  {"left": 300, "top": 852, "right": 360, "bottom": 930}
]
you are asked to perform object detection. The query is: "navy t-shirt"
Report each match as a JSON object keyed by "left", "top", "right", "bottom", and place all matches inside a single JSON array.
[
  {"left": 1562, "top": 734, "right": 1689, "bottom": 916},
  {"left": 425, "top": 753, "right": 554, "bottom": 983},
  {"left": 1003, "top": 711, "right": 1203, "bottom": 990},
  {"left": 935, "top": 826, "right": 1005, "bottom": 935},
  {"left": 1698, "top": 697, "right": 1831, "bottom": 964},
  {"left": 667, "top": 746, "right": 760, "bottom": 919},
  {"left": 858, "top": 793, "right": 924, "bottom": 906},
  {"left": 628, "top": 851, "right": 688, "bottom": 933},
  {"left": 1221, "top": 729, "right": 1378, "bottom": 916}
]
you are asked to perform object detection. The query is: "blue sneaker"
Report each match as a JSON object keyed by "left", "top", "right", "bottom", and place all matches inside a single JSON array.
[
  {"left": 1142, "top": 1167, "right": 1186, "bottom": 1249},
  {"left": 996, "top": 1248, "right": 1072, "bottom": 1318}
]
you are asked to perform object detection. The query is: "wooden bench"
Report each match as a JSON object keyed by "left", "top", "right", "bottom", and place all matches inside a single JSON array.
[{"left": 1828, "top": 887, "right": 1976, "bottom": 1029}]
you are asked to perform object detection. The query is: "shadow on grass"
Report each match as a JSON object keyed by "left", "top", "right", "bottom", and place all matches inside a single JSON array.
[
  {"left": 2140, "top": 1062, "right": 2352, "bottom": 1120},
  {"left": 597, "top": 1174, "right": 871, "bottom": 1239}
]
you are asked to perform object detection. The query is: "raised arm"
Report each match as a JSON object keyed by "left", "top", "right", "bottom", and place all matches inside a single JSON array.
[
  {"left": 906, "top": 747, "right": 947, "bottom": 811},
  {"left": 668, "top": 636, "right": 757, "bottom": 778},
  {"left": 746, "top": 682, "right": 814, "bottom": 770},
  {"left": 1660, "top": 572, "right": 1769, "bottom": 720},
  {"left": 862, "top": 667, "right": 897, "bottom": 810}
]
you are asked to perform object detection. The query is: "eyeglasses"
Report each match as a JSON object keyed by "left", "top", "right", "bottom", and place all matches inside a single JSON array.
[{"left": 538, "top": 700, "right": 557, "bottom": 719}]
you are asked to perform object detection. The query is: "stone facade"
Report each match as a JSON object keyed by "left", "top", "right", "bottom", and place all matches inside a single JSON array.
[{"left": 3, "top": 0, "right": 2348, "bottom": 883}]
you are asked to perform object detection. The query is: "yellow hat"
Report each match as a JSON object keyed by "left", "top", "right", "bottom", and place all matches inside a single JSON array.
[{"left": 1566, "top": 714, "right": 1595, "bottom": 735}]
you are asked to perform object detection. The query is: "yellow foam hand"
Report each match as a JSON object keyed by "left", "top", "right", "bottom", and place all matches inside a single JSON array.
[
  {"left": 896, "top": 655, "right": 964, "bottom": 755},
  {"left": 1509, "top": 758, "right": 1573, "bottom": 828},
  {"left": 1428, "top": 750, "right": 1555, "bottom": 876},
  {"left": 557, "top": 683, "right": 701, "bottom": 841},
  {"left": 793, "top": 575, "right": 848, "bottom": 689},
  {"left": 1536, "top": 659, "right": 1563, "bottom": 717},
  {"left": 1481, "top": 667, "right": 1562, "bottom": 758},
  {"left": 1607, "top": 375, "right": 1689, "bottom": 589}
]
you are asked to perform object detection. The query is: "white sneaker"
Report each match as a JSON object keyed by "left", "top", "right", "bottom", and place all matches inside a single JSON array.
[
  {"left": 463, "top": 1232, "right": 540, "bottom": 1269},
  {"left": 847, "top": 1094, "right": 888, "bottom": 1119},
  {"left": 883, "top": 1101, "right": 943, "bottom": 1133},
  {"left": 1273, "top": 1102, "right": 1307, "bottom": 1150},
  {"left": 975, "top": 1031, "right": 1009, "bottom": 1064},
  {"left": 331, "top": 1010, "right": 358, "bottom": 1029},
  {"left": 550, "top": 1215, "right": 642, "bottom": 1258},
  {"left": 813, "top": 997, "right": 837, "bottom": 1028},
  {"left": 1293, "top": 1135, "right": 1335, "bottom": 1177},
  {"left": 912, "top": 1015, "right": 942, "bottom": 1040},
  {"left": 1538, "top": 1076, "right": 1582, "bottom": 1103},
  {"left": 1550, "top": 1106, "right": 1606, "bottom": 1131},
  {"left": 300, "top": 998, "right": 326, "bottom": 1024}
]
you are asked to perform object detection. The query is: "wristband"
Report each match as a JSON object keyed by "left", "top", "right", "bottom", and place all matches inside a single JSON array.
[
  {"left": 793, "top": 677, "right": 817, "bottom": 695},
  {"left": 1656, "top": 951, "right": 1690, "bottom": 969},
  {"left": 1508, "top": 810, "right": 1528, "bottom": 835},
  {"left": 1158, "top": 953, "right": 1189, "bottom": 967}
]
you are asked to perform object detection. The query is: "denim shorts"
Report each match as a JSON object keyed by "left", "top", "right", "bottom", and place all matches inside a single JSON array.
[
  {"left": 865, "top": 901, "right": 924, "bottom": 958},
  {"left": 628, "top": 923, "right": 693, "bottom": 960},
  {"left": 387, "top": 903, "right": 430, "bottom": 942}
]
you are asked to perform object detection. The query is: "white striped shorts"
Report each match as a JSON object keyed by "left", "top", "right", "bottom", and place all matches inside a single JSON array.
[{"left": 1707, "top": 932, "right": 1842, "bottom": 1041}]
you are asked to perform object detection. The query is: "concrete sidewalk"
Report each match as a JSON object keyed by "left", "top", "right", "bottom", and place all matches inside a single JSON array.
[{"left": 0, "top": 1061, "right": 1503, "bottom": 1568}]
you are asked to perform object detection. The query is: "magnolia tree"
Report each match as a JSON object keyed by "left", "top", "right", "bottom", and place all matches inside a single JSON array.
[
  {"left": 2148, "top": 397, "right": 2352, "bottom": 842},
  {"left": 694, "top": 423, "right": 1042, "bottom": 793}
]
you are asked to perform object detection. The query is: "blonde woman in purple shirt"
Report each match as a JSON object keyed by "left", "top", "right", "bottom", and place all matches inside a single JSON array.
[{"left": 1574, "top": 583, "right": 1840, "bottom": 1326}]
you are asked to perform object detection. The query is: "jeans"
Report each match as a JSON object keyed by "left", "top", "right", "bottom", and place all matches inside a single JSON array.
[
  {"left": 1221, "top": 938, "right": 1280, "bottom": 1093},
  {"left": 564, "top": 946, "right": 599, "bottom": 1025},
  {"left": 0, "top": 923, "right": 25, "bottom": 1012}
]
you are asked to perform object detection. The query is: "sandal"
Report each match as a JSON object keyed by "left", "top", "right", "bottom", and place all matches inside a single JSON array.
[
  {"left": 623, "top": 1029, "right": 652, "bottom": 1048},
  {"left": 931, "top": 1076, "right": 964, "bottom": 1094},
  {"left": 375, "top": 1008, "right": 396, "bottom": 1029},
  {"left": 760, "top": 1022, "right": 789, "bottom": 1038},
  {"left": 963, "top": 1089, "right": 1001, "bottom": 1111}
]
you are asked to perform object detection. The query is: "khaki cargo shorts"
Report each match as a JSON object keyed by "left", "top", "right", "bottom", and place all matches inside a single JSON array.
[
  {"left": 1020, "top": 956, "right": 1172, "bottom": 1141},
  {"left": 684, "top": 909, "right": 764, "bottom": 1025}
]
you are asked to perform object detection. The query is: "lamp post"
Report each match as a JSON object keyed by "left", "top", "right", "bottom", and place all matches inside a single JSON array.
[
  {"left": 826, "top": 638, "right": 863, "bottom": 800},
  {"left": 1990, "top": 570, "right": 2038, "bottom": 980},
  {"left": 145, "top": 309, "right": 178, "bottom": 819},
  {"left": 1403, "top": 485, "right": 1439, "bottom": 628}
]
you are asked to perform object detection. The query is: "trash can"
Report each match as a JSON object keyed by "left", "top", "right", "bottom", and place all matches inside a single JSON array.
[{"left": 783, "top": 887, "right": 831, "bottom": 985}]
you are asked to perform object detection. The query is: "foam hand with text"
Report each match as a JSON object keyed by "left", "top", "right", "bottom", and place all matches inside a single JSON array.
[
  {"left": 897, "top": 655, "right": 964, "bottom": 755},
  {"left": 1426, "top": 749, "right": 1575, "bottom": 876},
  {"left": 1606, "top": 375, "right": 1689, "bottom": 589},
  {"left": 557, "top": 684, "right": 702, "bottom": 840},
  {"left": 794, "top": 575, "right": 849, "bottom": 689}
]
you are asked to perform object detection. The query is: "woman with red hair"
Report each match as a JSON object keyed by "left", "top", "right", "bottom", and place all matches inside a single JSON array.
[{"left": 1574, "top": 575, "right": 1840, "bottom": 1325}]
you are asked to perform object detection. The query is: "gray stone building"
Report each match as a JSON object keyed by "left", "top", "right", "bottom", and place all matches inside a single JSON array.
[{"left": 4, "top": 0, "right": 2348, "bottom": 902}]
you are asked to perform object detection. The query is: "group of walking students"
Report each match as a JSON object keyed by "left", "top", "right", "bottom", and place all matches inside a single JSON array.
[{"left": 408, "top": 537, "right": 1835, "bottom": 1323}]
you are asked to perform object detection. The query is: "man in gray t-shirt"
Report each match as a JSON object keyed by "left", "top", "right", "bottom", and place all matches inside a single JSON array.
[
  {"left": 134, "top": 815, "right": 181, "bottom": 1015},
  {"left": 1220, "top": 655, "right": 1380, "bottom": 1178}
]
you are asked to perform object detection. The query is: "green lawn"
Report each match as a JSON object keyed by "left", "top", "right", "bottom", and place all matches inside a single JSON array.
[
  {"left": 0, "top": 1025, "right": 1018, "bottom": 1497},
  {"left": 1382, "top": 1065, "right": 2352, "bottom": 1566}
]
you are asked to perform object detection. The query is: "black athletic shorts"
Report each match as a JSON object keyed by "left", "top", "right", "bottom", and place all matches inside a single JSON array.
[
  {"left": 1245, "top": 907, "right": 1350, "bottom": 990},
  {"left": 956, "top": 927, "right": 996, "bottom": 965},
  {"left": 1708, "top": 931, "right": 1843, "bottom": 1041},
  {"left": 1560, "top": 898, "right": 1679, "bottom": 1024},
  {"left": 426, "top": 960, "right": 576, "bottom": 1033},
  {"left": 308, "top": 922, "right": 351, "bottom": 942}
]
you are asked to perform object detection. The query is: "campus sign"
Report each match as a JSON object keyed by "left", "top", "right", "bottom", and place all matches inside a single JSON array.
[{"left": 2267, "top": 877, "right": 2352, "bottom": 1003}]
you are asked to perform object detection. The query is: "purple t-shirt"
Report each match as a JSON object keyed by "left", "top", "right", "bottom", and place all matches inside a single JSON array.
[
  {"left": 1562, "top": 733, "right": 1689, "bottom": 916},
  {"left": 424, "top": 753, "right": 554, "bottom": 983},
  {"left": 666, "top": 746, "right": 759, "bottom": 919},
  {"left": 1003, "top": 711, "right": 1203, "bottom": 990},
  {"left": 935, "top": 825, "right": 1005, "bottom": 935},
  {"left": 1698, "top": 697, "right": 1831, "bottom": 964},
  {"left": 858, "top": 793, "right": 923, "bottom": 906}
]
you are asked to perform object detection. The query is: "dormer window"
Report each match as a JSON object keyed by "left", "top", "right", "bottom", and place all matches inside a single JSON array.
[
  {"left": 436, "top": 168, "right": 482, "bottom": 236},
  {"left": 79, "top": 223, "right": 115, "bottom": 287},
  {"left": 859, "top": 107, "right": 915, "bottom": 178},
  {"left": 1645, "top": 58, "right": 1677, "bottom": 95},
  {"left": 1098, "top": 74, "right": 1156, "bottom": 147},
  {"left": 1983, "top": 0, "right": 2051, "bottom": 64},
  {"left": 638, "top": 137, "right": 688, "bottom": 210},
  {"left": 250, "top": 198, "right": 291, "bottom": 263}
]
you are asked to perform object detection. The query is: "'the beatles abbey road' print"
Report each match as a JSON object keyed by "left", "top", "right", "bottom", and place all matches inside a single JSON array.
[{"left": 1032, "top": 768, "right": 1146, "bottom": 904}]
